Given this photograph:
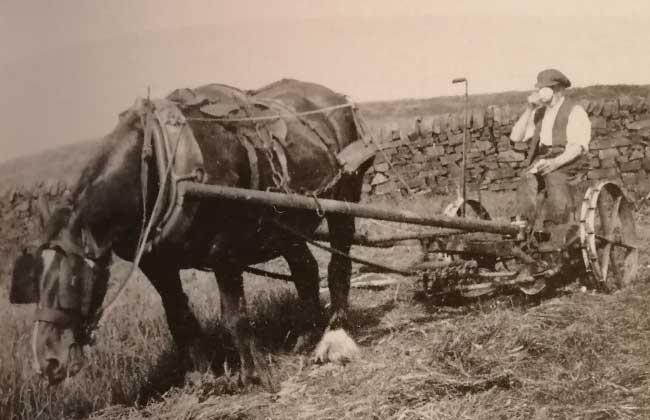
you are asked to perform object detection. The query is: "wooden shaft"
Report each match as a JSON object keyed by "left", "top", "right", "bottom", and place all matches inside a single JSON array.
[{"left": 183, "top": 182, "right": 520, "bottom": 235}]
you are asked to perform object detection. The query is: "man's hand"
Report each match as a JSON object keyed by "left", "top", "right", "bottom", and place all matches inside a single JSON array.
[
  {"left": 529, "top": 158, "right": 561, "bottom": 175},
  {"left": 527, "top": 92, "right": 541, "bottom": 109}
]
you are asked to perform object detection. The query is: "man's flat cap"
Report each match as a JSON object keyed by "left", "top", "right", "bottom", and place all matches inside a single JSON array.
[{"left": 535, "top": 68, "right": 571, "bottom": 89}]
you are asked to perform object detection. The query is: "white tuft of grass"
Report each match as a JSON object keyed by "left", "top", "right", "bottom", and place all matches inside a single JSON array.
[{"left": 312, "top": 329, "right": 360, "bottom": 365}]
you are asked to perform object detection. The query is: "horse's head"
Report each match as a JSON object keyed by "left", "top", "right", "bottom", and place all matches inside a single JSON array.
[{"left": 11, "top": 196, "right": 111, "bottom": 384}]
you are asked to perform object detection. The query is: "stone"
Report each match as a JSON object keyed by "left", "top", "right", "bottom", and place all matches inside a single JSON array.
[
  {"left": 619, "top": 160, "right": 642, "bottom": 172},
  {"left": 486, "top": 167, "right": 516, "bottom": 180},
  {"left": 401, "top": 163, "right": 422, "bottom": 176},
  {"left": 448, "top": 153, "right": 463, "bottom": 162},
  {"left": 502, "top": 104, "right": 513, "bottom": 123},
  {"left": 497, "top": 137, "right": 510, "bottom": 152},
  {"left": 370, "top": 173, "right": 389, "bottom": 186},
  {"left": 374, "top": 181, "right": 396, "bottom": 195},
  {"left": 643, "top": 158, "right": 650, "bottom": 171},
  {"left": 431, "top": 116, "right": 441, "bottom": 134},
  {"left": 616, "top": 154, "right": 629, "bottom": 163},
  {"left": 627, "top": 119, "right": 650, "bottom": 131},
  {"left": 497, "top": 150, "right": 526, "bottom": 162},
  {"left": 406, "top": 175, "right": 425, "bottom": 189},
  {"left": 391, "top": 127, "right": 401, "bottom": 141},
  {"left": 447, "top": 161, "right": 462, "bottom": 176},
  {"left": 484, "top": 160, "right": 499, "bottom": 170},
  {"left": 590, "top": 116, "right": 606, "bottom": 129},
  {"left": 412, "top": 152, "right": 426, "bottom": 163},
  {"left": 590, "top": 99, "right": 605, "bottom": 116},
  {"left": 448, "top": 114, "right": 459, "bottom": 132},
  {"left": 602, "top": 100, "right": 618, "bottom": 117},
  {"left": 629, "top": 149, "right": 645, "bottom": 161},
  {"left": 589, "top": 157, "right": 600, "bottom": 168},
  {"left": 593, "top": 137, "right": 632, "bottom": 151},
  {"left": 448, "top": 133, "right": 464, "bottom": 146},
  {"left": 425, "top": 145, "right": 446, "bottom": 157},
  {"left": 637, "top": 170, "right": 650, "bottom": 196},
  {"left": 512, "top": 141, "right": 529, "bottom": 152},
  {"left": 492, "top": 106, "right": 504, "bottom": 124},
  {"left": 472, "top": 109, "right": 485, "bottom": 129},
  {"left": 16, "top": 200, "right": 30, "bottom": 214},
  {"left": 600, "top": 157, "right": 617, "bottom": 168},
  {"left": 621, "top": 172, "right": 637, "bottom": 186},
  {"left": 374, "top": 162, "right": 389, "bottom": 172},
  {"left": 476, "top": 140, "right": 493, "bottom": 152},
  {"left": 407, "top": 130, "right": 419, "bottom": 141},
  {"left": 619, "top": 95, "right": 633, "bottom": 111},
  {"left": 588, "top": 167, "right": 619, "bottom": 180}
]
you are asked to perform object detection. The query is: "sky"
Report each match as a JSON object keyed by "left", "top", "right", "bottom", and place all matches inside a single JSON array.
[{"left": 1, "top": 0, "right": 650, "bottom": 162}]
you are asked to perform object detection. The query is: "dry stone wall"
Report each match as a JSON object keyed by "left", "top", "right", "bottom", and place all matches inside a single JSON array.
[
  {"left": 0, "top": 184, "right": 71, "bottom": 282},
  {"left": 363, "top": 95, "right": 650, "bottom": 199}
]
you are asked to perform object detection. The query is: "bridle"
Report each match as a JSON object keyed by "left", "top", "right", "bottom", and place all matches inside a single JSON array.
[{"left": 34, "top": 238, "right": 108, "bottom": 346}]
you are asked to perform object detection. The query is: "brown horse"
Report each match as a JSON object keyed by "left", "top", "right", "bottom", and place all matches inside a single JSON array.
[{"left": 10, "top": 79, "right": 373, "bottom": 389}]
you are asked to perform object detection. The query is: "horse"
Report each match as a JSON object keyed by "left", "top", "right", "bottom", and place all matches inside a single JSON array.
[{"left": 9, "top": 79, "right": 374, "bottom": 389}]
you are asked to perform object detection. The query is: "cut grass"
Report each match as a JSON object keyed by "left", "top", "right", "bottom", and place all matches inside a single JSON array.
[{"left": 0, "top": 185, "right": 649, "bottom": 419}]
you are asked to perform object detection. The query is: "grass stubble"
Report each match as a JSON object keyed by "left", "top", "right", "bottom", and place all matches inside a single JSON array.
[{"left": 0, "top": 192, "right": 649, "bottom": 419}]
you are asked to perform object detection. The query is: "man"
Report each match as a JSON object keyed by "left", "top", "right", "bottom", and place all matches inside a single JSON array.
[{"left": 510, "top": 68, "right": 591, "bottom": 247}]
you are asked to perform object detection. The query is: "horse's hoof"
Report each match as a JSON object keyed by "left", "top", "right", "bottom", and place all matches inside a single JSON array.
[
  {"left": 312, "top": 329, "right": 360, "bottom": 365},
  {"left": 292, "top": 330, "right": 321, "bottom": 353}
]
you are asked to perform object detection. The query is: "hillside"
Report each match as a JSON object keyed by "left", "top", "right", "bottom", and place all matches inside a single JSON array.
[
  {"left": 0, "top": 139, "right": 100, "bottom": 194},
  {"left": 1, "top": 84, "right": 648, "bottom": 194}
]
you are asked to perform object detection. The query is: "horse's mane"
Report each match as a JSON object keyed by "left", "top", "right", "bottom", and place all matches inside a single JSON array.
[{"left": 70, "top": 112, "right": 136, "bottom": 204}]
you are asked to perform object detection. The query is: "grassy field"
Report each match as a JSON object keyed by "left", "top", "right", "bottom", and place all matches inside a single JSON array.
[{"left": 1, "top": 191, "right": 649, "bottom": 420}]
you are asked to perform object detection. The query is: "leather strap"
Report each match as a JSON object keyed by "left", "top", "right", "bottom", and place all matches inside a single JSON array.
[
  {"left": 35, "top": 307, "right": 80, "bottom": 329},
  {"left": 48, "top": 239, "right": 86, "bottom": 260},
  {"left": 237, "top": 134, "right": 260, "bottom": 190}
]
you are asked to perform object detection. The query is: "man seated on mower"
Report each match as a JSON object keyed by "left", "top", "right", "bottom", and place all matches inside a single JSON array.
[{"left": 510, "top": 68, "right": 591, "bottom": 251}]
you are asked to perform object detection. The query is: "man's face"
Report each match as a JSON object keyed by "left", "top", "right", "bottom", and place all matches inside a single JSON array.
[{"left": 538, "top": 87, "right": 554, "bottom": 104}]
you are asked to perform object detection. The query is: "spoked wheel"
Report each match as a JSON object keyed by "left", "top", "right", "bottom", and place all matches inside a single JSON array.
[{"left": 580, "top": 181, "right": 639, "bottom": 292}]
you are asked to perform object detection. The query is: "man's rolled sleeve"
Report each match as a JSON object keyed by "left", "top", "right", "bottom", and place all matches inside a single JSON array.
[{"left": 566, "top": 106, "right": 591, "bottom": 152}]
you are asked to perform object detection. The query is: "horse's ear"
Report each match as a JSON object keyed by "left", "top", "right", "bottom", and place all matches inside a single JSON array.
[
  {"left": 10, "top": 250, "right": 40, "bottom": 304},
  {"left": 36, "top": 194, "right": 51, "bottom": 231}
]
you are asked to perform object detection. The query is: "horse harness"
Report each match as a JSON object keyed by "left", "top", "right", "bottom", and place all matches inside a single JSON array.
[{"left": 34, "top": 92, "right": 376, "bottom": 343}]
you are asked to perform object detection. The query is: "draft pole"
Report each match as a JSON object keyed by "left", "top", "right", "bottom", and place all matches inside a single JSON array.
[{"left": 452, "top": 77, "right": 469, "bottom": 217}]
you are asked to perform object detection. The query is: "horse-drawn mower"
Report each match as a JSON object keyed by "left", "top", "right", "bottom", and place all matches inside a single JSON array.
[{"left": 179, "top": 177, "right": 639, "bottom": 299}]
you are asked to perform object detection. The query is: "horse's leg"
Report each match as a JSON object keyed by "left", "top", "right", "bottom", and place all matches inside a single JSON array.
[
  {"left": 282, "top": 241, "right": 324, "bottom": 352},
  {"left": 213, "top": 266, "right": 277, "bottom": 391},
  {"left": 313, "top": 211, "right": 360, "bottom": 364},
  {"left": 139, "top": 257, "right": 214, "bottom": 373}
]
